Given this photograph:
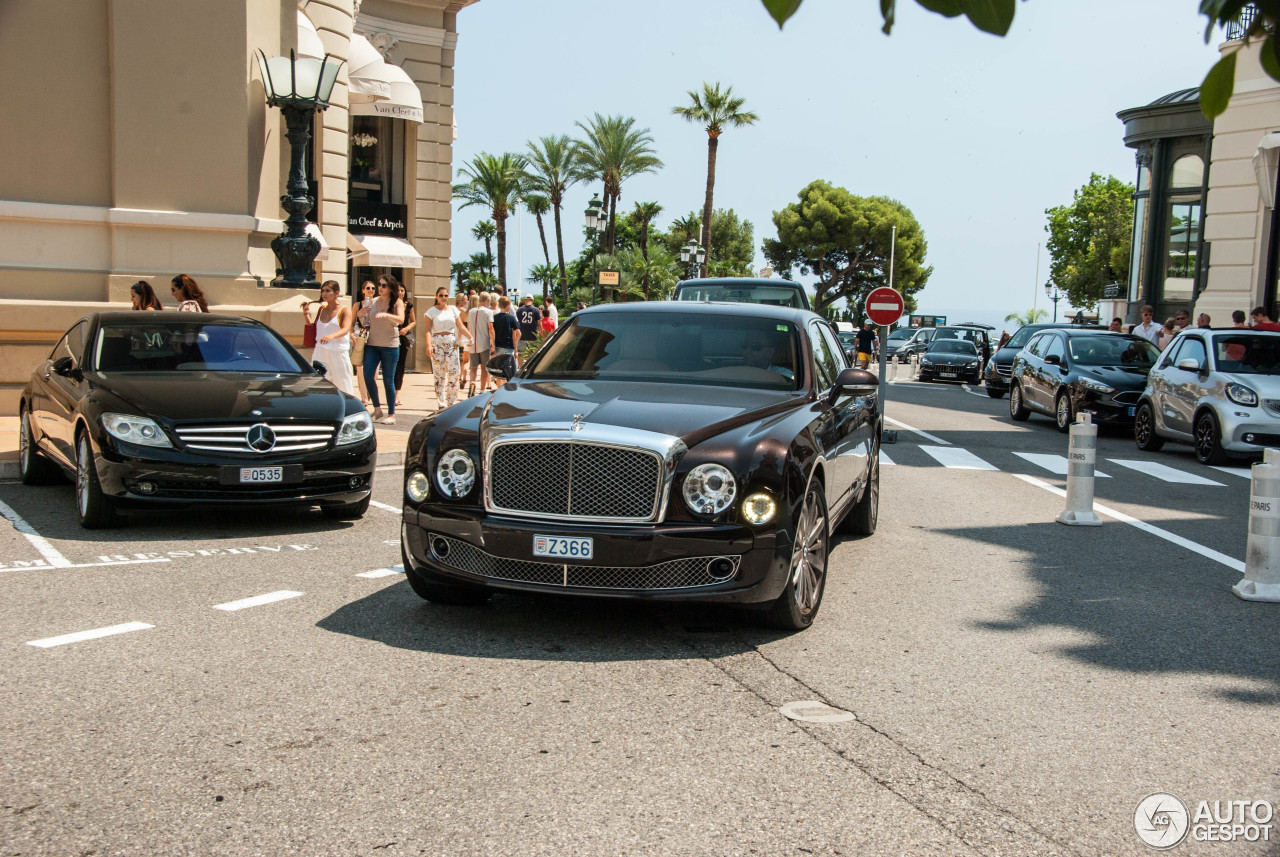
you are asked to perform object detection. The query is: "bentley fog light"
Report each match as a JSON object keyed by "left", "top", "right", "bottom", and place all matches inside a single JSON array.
[
  {"left": 741, "top": 492, "right": 777, "bottom": 525},
  {"left": 336, "top": 411, "right": 374, "bottom": 445},
  {"left": 405, "top": 470, "right": 429, "bottom": 502},
  {"left": 435, "top": 449, "right": 476, "bottom": 498},
  {"left": 1227, "top": 383, "right": 1258, "bottom": 407},
  {"left": 683, "top": 463, "right": 737, "bottom": 516},
  {"left": 102, "top": 413, "right": 172, "bottom": 448}
]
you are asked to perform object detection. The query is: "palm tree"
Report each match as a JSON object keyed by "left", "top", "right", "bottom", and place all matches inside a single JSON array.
[
  {"left": 1005, "top": 308, "right": 1048, "bottom": 325},
  {"left": 467, "top": 251, "right": 494, "bottom": 278},
  {"left": 668, "top": 212, "right": 700, "bottom": 244},
  {"left": 470, "top": 220, "right": 496, "bottom": 263},
  {"left": 673, "top": 82, "right": 758, "bottom": 276},
  {"left": 525, "top": 135, "right": 580, "bottom": 304},
  {"left": 453, "top": 153, "right": 528, "bottom": 293},
  {"left": 623, "top": 246, "right": 679, "bottom": 301},
  {"left": 573, "top": 114, "right": 662, "bottom": 255},
  {"left": 450, "top": 260, "right": 471, "bottom": 294},
  {"left": 528, "top": 262, "right": 558, "bottom": 303},
  {"left": 631, "top": 202, "right": 664, "bottom": 298},
  {"left": 468, "top": 270, "right": 498, "bottom": 292},
  {"left": 523, "top": 193, "right": 552, "bottom": 268}
]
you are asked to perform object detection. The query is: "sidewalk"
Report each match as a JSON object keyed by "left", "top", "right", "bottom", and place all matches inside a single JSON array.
[{"left": 0, "top": 371, "right": 448, "bottom": 479}]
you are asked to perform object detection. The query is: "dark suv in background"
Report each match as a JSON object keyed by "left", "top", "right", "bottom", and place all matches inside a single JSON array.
[
  {"left": 931, "top": 324, "right": 995, "bottom": 367},
  {"left": 983, "top": 322, "right": 1105, "bottom": 399}
]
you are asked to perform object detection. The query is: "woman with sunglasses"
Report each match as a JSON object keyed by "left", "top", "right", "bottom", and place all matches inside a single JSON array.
[
  {"left": 426, "top": 286, "right": 470, "bottom": 411},
  {"left": 129, "top": 280, "right": 163, "bottom": 311},
  {"left": 359, "top": 276, "right": 405, "bottom": 423},
  {"left": 301, "top": 280, "right": 356, "bottom": 397},
  {"left": 171, "top": 274, "right": 209, "bottom": 312},
  {"left": 351, "top": 280, "right": 376, "bottom": 405}
]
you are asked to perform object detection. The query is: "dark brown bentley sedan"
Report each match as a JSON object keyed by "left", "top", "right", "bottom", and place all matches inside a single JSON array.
[
  {"left": 400, "top": 302, "right": 881, "bottom": 630},
  {"left": 20, "top": 312, "right": 376, "bottom": 528}
]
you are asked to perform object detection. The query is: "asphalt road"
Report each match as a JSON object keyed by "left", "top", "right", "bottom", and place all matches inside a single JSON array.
[{"left": 2, "top": 375, "right": 1278, "bottom": 856}]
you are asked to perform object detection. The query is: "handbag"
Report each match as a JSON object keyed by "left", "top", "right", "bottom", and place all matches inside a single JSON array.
[
  {"left": 303, "top": 320, "right": 317, "bottom": 348},
  {"left": 405, "top": 331, "right": 417, "bottom": 348}
]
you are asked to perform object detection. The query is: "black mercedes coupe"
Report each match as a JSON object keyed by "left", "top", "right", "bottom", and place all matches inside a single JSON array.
[
  {"left": 20, "top": 312, "right": 376, "bottom": 528},
  {"left": 399, "top": 302, "right": 882, "bottom": 631}
]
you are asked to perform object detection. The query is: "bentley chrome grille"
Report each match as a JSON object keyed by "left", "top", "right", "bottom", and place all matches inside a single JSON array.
[
  {"left": 174, "top": 422, "right": 336, "bottom": 454},
  {"left": 488, "top": 441, "right": 664, "bottom": 522},
  {"left": 429, "top": 534, "right": 739, "bottom": 590}
]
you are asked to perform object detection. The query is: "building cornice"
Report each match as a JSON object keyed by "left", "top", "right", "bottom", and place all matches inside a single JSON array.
[
  {"left": 355, "top": 13, "right": 457, "bottom": 50},
  {"left": 0, "top": 200, "right": 284, "bottom": 235}
]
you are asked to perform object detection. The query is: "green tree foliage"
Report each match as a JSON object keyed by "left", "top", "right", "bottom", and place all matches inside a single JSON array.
[
  {"left": 470, "top": 220, "right": 496, "bottom": 261},
  {"left": 525, "top": 135, "right": 581, "bottom": 303},
  {"left": 572, "top": 114, "right": 662, "bottom": 255},
  {"left": 673, "top": 82, "right": 759, "bottom": 275},
  {"left": 657, "top": 209, "right": 755, "bottom": 276},
  {"left": 527, "top": 262, "right": 558, "bottom": 302},
  {"left": 763, "top": 180, "right": 931, "bottom": 315},
  {"left": 453, "top": 153, "right": 528, "bottom": 293},
  {"left": 1044, "top": 173, "right": 1134, "bottom": 310},
  {"left": 757, "top": 0, "right": 1279, "bottom": 120},
  {"left": 523, "top": 193, "right": 552, "bottom": 267},
  {"left": 1005, "top": 308, "right": 1048, "bottom": 326}
]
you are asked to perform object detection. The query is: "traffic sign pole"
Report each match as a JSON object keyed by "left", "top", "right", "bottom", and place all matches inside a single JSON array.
[{"left": 867, "top": 277, "right": 903, "bottom": 444}]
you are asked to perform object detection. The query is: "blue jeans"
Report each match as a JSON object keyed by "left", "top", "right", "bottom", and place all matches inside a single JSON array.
[{"left": 363, "top": 344, "right": 400, "bottom": 413}]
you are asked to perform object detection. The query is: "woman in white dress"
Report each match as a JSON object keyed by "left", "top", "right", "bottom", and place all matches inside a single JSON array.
[{"left": 301, "top": 280, "right": 356, "bottom": 397}]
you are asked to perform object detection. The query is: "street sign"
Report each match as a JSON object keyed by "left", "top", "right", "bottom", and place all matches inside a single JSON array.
[
  {"left": 598, "top": 270, "right": 619, "bottom": 286},
  {"left": 866, "top": 287, "right": 904, "bottom": 326}
]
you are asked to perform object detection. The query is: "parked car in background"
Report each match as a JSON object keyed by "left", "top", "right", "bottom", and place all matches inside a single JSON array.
[
  {"left": 881, "top": 327, "right": 915, "bottom": 362},
  {"left": 918, "top": 339, "right": 982, "bottom": 384},
  {"left": 893, "top": 327, "right": 937, "bottom": 362},
  {"left": 399, "top": 302, "right": 881, "bottom": 631},
  {"left": 672, "top": 277, "right": 811, "bottom": 310},
  {"left": 836, "top": 330, "right": 859, "bottom": 363},
  {"left": 1134, "top": 329, "right": 1280, "bottom": 465},
  {"left": 983, "top": 322, "right": 1105, "bottom": 399},
  {"left": 1008, "top": 329, "right": 1161, "bottom": 431},
  {"left": 19, "top": 312, "right": 376, "bottom": 528},
  {"left": 932, "top": 324, "right": 995, "bottom": 366}
]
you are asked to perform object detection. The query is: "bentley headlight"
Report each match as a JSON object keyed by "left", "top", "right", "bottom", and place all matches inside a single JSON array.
[
  {"left": 405, "top": 469, "right": 430, "bottom": 503},
  {"left": 741, "top": 492, "right": 777, "bottom": 526},
  {"left": 435, "top": 449, "right": 476, "bottom": 498},
  {"left": 336, "top": 411, "right": 374, "bottom": 445},
  {"left": 683, "top": 463, "right": 737, "bottom": 516},
  {"left": 101, "top": 413, "right": 172, "bottom": 448},
  {"left": 1227, "top": 383, "right": 1258, "bottom": 406},
  {"left": 1078, "top": 377, "right": 1115, "bottom": 394}
]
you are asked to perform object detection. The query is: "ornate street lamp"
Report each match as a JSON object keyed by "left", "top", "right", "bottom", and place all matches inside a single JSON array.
[
  {"left": 1044, "top": 281, "right": 1065, "bottom": 323},
  {"left": 257, "top": 49, "right": 343, "bottom": 288},
  {"left": 679, "top": 238, "right": 705, "bottom": 280},
  {"left": 585, "top": 195, "right": 606, "bottom": 298}
]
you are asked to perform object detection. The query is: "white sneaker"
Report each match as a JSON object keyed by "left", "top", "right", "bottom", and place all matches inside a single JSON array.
[{"left": 378, "top": 414, "right": 396, "bottom": 424}]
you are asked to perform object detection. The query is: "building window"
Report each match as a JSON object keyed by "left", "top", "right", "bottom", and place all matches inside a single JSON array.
[
  {"left": 349, "top": 115, "right": 404, "bottom": 205},
  {"left": 1163, "top": 199, "right": 1200, "bottom": 302},
  {"left": 1170, "top": 154, "right": 1204, "bottom": 190},
  {"left": 1129, "top": 197, "right": 1148, "bottom": 303}
]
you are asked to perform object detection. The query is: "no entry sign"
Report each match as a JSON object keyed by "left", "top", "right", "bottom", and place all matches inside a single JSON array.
[{"left": 866, "top": 287, "right": 904, "bottom": 326}]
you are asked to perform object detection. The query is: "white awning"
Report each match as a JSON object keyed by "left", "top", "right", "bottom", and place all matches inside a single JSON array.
[
  {"left": 296, "top": 10, "right": 326, "bottom": 60},
  {"left": 1254, "top": 132, "right": 1280, "bottom": 210},
  {"left": 347, "top": 34, "right": 392, "bottom": 103},
  {"left": 306, "top": 222, "right": 328, "bottom": 261},
  {"left": 347, "top": 233, "right": 422, "bottom": 268},
  {"left": 349, "top": 62, "right": 423, "bottom": 123}
]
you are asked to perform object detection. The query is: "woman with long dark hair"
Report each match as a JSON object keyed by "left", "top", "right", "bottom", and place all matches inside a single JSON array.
[
  {"left": 395, "top": 281, "right": 417, "bottom": 406},
  {"left": 170, "top": 274, "right": 209, "bottom": 312},
  {"left": 130, "top": 281, "right": 163, "bottom": 311},
  {"left": 359, "top": 275, "right": 404, "bottom": 423},
  {"left": 302, "top": 280, "right": 356, "bottom": 397}
]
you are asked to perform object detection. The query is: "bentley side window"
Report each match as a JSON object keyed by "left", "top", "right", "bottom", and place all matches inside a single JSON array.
[{"left": 808, "top": 323, "right": 839, "bottom": 390}]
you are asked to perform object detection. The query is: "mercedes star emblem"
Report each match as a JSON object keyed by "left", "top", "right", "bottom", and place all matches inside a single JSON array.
[{"left": 246, "top": 423, "right": 276, "bottom": 452}]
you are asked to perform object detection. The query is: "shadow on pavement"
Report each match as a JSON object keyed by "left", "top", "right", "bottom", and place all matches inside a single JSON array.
[
  {"left": 939, "top": 521, "right": 1280, "bottom": 705},
  {"left": 316, "top": 580, "right": 784, "bottom": 662}
]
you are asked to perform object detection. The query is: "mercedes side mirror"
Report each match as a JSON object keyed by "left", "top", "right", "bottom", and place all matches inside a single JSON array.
[{"left": 52, "top": 356, "right": 78, "bottom": 379}]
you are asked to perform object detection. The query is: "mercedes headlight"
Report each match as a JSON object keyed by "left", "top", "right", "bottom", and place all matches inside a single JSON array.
[
  {"left": 405, "top": 470, "right": 430, "bottom": 503},
  {"left": 336, "top": 411, "right": 374, "bottom": 445},
  {"left": 683, "top": 463, "right": 737, "bottom": 517},
  {"left": 435, "top": 449, "right": 476, "bottom": 498},
  {"left": 101, "top": 413, "right": 172, "bottom": 448},
  {"left": 740, "top": 492, "right": 777, "bottom": 525},
  {"left": 1227, "top": 383, "right": 1258, "bottom": 406},
  {"left": 1077, "top": 377, "right": 1115, "bottom": 394},
  {"left": 920, "top": 358, "right": 934, "bottom": 368}
]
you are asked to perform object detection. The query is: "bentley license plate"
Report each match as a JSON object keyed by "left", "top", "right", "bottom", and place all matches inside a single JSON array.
[
  {"left": 533, "top": 535, "right": 593, "bottom": 560},
  {"left": 240, "top": 466, "right": 283, "bottom": 483}
]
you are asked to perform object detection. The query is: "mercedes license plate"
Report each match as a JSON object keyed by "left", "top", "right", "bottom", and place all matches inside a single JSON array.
[
  {"left": 940, "top": 371, "right": 957, "bottom": 378},
  {"left": 533, "top": 535, "right": 593, "bottom": 560},
  {"left": 240, "top": 466, "right": 283, "bottom": 484}
]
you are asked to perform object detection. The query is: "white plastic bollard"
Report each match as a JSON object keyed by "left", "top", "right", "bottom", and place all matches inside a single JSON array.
[
  {"left": 1056, "top": 412, "right": 1102, "bottom": 526},
  {"left": 1234, "top": 448, "right": 1280, "bottom": 602}
]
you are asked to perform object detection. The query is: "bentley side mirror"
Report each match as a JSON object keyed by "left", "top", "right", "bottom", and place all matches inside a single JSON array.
[
  {"left": 52, "top": 356, "right": 78, "bottom": 378},
  {"left": 312, "top": 360, "right": 328, "bottom": 377},
  {"left": 834, "top": 367, "right": 878, "bottom": 399}
]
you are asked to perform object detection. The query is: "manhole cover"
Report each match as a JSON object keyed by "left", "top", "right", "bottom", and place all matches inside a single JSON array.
[{"left": 779, "top": 700, "right": 856, "bottom": 723}]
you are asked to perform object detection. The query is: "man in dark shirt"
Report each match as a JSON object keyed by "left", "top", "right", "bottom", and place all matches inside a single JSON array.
[
  {"left": 854, "top": 321, "right": 877, "bottom": 368},
  {"left": 491, "top": 295, "right": 520, "bottom": 384},
  {"left": 515, "top": 296, "right": 540, "bottom": 359}
]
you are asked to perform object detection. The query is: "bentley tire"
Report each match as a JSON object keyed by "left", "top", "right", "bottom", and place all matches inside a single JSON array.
[
  {"left": 840, "top": 441, "right": 879, "bottom": 536},
  {"left": 402, "top": 544, "right": 491, "bottom": 606},
  {"left": 1134, "top": 403, "right": 1164, "bottom": 452},
  {"left": 1009, "top": 382, "right": 1030, "bottom": 421},
  {"left": 76, "top": 432, "right": 118, "bottom": 529},
  {"left": 19, "top": 409, "right": 60, "bottom": 485},
  {"left": 767, "top": 483, "right": 829, "bottom": 631}
]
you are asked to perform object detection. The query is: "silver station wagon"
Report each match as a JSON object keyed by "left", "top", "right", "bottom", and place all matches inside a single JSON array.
[{"left": 1134, "top": 328, "right": 1280, "bottom": 465}]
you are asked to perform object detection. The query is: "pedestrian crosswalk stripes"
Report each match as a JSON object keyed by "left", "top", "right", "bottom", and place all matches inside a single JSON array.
[
  {"left": 879, "top": 450, "right": 895, "bottom": 466},
  {"left": 1210, "top": 465, "right": 1252, "bottom": 479},
  {"left": 1012, "top": 452, "right": 1112, "bottom": 478},
  {"left": 919, "top": 445, "right": 999, "bottom": 471},
  {"left": 1105, "top": 459, "right": 1225, "bottom": 486}
]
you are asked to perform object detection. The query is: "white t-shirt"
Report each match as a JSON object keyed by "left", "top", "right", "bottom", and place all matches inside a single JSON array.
[
  {"left": 1133, "top": 320, "right": 1162, "bottom": 345},
  {"left": 468, "top": 306, "right": 494, "bottom": 350},
  {"left": 545, "top": 302, "right": 558, "bottom": 323},
  {"left": 426, "top": 305, "right": 461, "bottom": 334}
]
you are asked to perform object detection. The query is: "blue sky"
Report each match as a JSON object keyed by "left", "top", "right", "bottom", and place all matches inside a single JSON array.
[{"left": 450, "top": 0, "right": 1223, "bottom": 322}]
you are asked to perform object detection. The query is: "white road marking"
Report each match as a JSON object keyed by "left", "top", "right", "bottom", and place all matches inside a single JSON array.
[
  {"left": 376, "top": 465, "right": 404, "bottom": 472},
  {"left": 0, "top": 499, "right": 72, "bottom": 568},
  {"left": 27, "top": 622, "right": 153, "bottom": 649},
  {"left": 1013, "top": 452, "right": 1111, "bottom": 478},
  {"left": 1106, "top": 459, "right": 1225, "bottom": 486},
  {"left": 878, "top": 450, "right": 895, "bottom": 466},
  {"left": 370, "top": 500, "right": 400, "bottom": 514},
  {"left": 1012, "top": 473, "right": 1244, "bottom": 572},
  {"left": 920, "top": 445, "right": 998, "bottom": 471},
  {"left": 357, "top": 565, "right": 404, "bottom": 578},
  {"left": 1210, "top": 465, "right": 1253, "bottom": 479},
  {"left": 212, "top": 590, "right": 303, "bottom": 611},
  {"left": 884, "top": 417, "right": 950, "bottom": 445}
]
